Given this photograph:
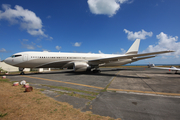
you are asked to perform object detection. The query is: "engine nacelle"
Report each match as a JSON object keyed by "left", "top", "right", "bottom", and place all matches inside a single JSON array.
[{"left": 73, "top": 62, "right": 90, "bottom": 72}]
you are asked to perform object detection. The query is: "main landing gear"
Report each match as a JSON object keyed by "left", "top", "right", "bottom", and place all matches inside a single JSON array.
[
  {"left": 20, "top": 71, "right": 25, "bottom": 75},
  {"left": 92, "top": 69, "right": 101, "bottom": 73},
  {"left": 19, "top": 68, "right": 25, "bottom": 75}
]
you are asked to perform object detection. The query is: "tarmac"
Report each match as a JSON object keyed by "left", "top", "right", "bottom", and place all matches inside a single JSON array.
[{"left": 7, "top": 67, "right": 180, "bottom": 120}]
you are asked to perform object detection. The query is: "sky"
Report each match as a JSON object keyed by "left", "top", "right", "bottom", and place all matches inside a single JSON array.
[{"left": 0, "top": 0, "right": 180, "bottom": 64}]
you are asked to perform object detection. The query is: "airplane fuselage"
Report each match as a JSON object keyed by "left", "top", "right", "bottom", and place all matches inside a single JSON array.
[{"left": 4, "top": 51, "right": 133, "bottom": 68}]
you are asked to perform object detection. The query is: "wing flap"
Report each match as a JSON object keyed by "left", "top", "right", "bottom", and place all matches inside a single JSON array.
[{"left": 133, "top": 55, "right": 156, "bottom": 61}]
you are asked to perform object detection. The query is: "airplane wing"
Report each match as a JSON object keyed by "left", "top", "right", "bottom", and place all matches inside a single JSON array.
[{"left": 88, "top": 50, "right": 174, "bottom": 64}]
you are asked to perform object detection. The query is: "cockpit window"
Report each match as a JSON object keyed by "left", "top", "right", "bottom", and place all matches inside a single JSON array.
[{"left": 11, "top": 55, "right": 22, "bottom": 58}]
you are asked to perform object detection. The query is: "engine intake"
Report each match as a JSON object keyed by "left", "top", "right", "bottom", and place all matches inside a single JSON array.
[{"left": 73, "top": 62, "right": 90, "bottom": 72}]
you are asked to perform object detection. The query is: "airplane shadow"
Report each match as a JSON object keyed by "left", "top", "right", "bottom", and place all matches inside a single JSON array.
[
  {"left": 64, "top": 69, "right": 150, "bottom": 79},
  {"left": 6, "top": 68, "right": 151, "bottom": 79}
]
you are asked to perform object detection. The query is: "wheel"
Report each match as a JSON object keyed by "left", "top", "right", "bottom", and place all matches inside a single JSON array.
[
  {"left": 20, "top": 72, "right": 25, "bottom": 75},
  {"left": 93, "top": 69, "right": 101, "bottom": 73}
]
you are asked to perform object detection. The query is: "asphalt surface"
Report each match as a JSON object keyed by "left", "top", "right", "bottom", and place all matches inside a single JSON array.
[
  {"left": 7, "top": 67, "right": 180, "bottom": 120},
  {"left": 82, "top": 92, "right": 180, "bottom": 120}
]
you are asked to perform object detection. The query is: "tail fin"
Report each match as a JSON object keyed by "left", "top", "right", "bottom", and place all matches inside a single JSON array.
[{"left": 125, "top": 39, "right": 140, "bottom": 55}]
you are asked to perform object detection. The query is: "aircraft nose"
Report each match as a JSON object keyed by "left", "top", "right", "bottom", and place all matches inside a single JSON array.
[
  {"left": 4, "top": 57, "right": 12, "bottom": 65},
  {"left": 4, "top": 58, "right": 8, "bottom": 63}
]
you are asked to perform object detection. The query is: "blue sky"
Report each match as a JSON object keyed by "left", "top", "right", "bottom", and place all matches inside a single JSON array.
[{"left": 0, "top": 0, "right": 180, "bottom": 64}]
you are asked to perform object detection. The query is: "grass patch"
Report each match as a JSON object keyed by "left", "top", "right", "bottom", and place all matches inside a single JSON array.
[
  {"left": 0, "top": 78, "right": 10, "bottom": 83},
  {"left": 101, "top": 77, "right": 115, "bottom": 92},
  {"left": 39, "top": 88, "right": 46, "bottom": 91},
  {"left": 100, "top": 88, "right": 107, "bottom": 92},
  {"left": 0, "top": 81, "right": 120, "bottom": 120},
  {"left": 42, "top": 85, "right": 99, "bottom": 96}
]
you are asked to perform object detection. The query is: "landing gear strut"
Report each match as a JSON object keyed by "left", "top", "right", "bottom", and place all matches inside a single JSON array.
[{"left": 19, "top": 68, "right": 25, "bottom": 75}]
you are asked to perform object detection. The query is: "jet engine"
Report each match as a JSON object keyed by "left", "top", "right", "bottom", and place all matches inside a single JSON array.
[{"left": 73, "top": 62, "right": 91, "bottom": 72}]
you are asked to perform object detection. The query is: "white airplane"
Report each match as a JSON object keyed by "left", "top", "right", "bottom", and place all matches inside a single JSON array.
[
  {"left": 4, "top": 39, "right": 174, "bottom": 74},
  {"left": 147, "top": 62, "right": 155, "bottom": 68},
  {"left": 150, "top": 65, "right": 180, "bottom": 74}
]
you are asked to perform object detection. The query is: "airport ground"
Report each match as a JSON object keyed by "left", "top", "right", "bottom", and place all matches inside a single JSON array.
[{"left": 4, "top": 67, "right": 180, "bottom": 120}]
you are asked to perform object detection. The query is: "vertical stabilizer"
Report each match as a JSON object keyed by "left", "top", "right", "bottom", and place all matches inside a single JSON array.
[{"left": 125, "top": 39, "right": 140, "bottom": 55}]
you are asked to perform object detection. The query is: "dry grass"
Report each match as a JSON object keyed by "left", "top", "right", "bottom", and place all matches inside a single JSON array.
[{"left": 0, "top": 78, "right": 120, "bottom": 120}]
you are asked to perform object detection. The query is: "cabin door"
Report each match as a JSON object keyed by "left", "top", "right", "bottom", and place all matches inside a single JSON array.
[{"left": 23, "top": 54, "right": 28, "bottom": 61}]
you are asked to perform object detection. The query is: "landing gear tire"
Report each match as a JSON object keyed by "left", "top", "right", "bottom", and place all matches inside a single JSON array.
[
  {"left": 93, "top": 69, "right": 101, "bottom": 73},
  {"left": 20, "top": 72, "right": 25, "bottom": 75}
]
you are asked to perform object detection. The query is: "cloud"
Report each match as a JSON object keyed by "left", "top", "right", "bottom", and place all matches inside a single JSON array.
[
  {"left": 21, "top": 43, "right": 35, "bottom": 50},
  {"left": 98, "top": 50, "right": 104, "bottom": 54},
  {"left": 0, "top": 4, "right": 51, "bottom": 38},
  {"left": 143, "top": 32, "right": 180, "bottom": 57},
  {"left": 22, "top": 39, "right": 28, "bottom": 41},
  {"left": 124, "top": 29, "right": 153, "bottom": 40},
  {"left": 20, "top": 39, "right": 36, "bottom": 50},
  {"left": 56, "top": 46, "right": 61, "bottom": 50},
  {"left": 46, "top": 15, "right": 51, "bottom": 19},
  {"left": 47, "top": 36, "right": 53, "bottom": 41},
  {"left": 73, "top": 42, "right": 82, "bottom": 47},
  {"left": 37, "top": 45, "right": 42, "bottom": 48},
  {"left": 42, "top": 49, "right": 50, "bottom": 52},
  {"left": 0, "top": 48, "right": 6, "bottom": 52},
  {"left": 49, "top": 37, "right": 53, "bottom": 40},
  {"left": 87, "top": 0, "right": 129, "bottom": 17},
  {"left": 120, "top": 48, "right": 126, "bottom": 54}
]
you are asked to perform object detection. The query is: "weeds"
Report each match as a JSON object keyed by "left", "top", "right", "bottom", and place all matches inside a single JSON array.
[
  {"left": 0, "top": 78, "right": 10, "bottom": 83},
  {"left": 39, "top": 88, "right": 46, "bottom": 91},
  {"left": 0, "top": 112, "right": 8, "bottom": 118},
  {"left": 42, "top": 85, "right": 99, "bottom": 96},
  {"left": 56, "top": 91, "right": 96, "bottom": 100}
]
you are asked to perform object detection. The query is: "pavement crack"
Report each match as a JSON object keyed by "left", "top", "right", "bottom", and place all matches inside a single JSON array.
[
  {"left": 136, "top": 73, "right": 156, "bottom": 94},
  {"left": 102, "top": 71, "right": 121, "bottom": 92}
]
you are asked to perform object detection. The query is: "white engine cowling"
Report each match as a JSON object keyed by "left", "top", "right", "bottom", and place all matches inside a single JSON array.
[{"left": 73, "top": 62, "right": 90, "bottom": 72}]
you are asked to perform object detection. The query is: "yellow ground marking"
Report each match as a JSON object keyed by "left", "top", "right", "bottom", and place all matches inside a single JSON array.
[
  {"left": 21, "top": 75, "right": 104, "bottom": 89},
  {"left": 21, "top": 74, "right": 180, "bottom": 97},
  {"left": 107, "top": 88, "right": 180, "bottom": 96},
  {"left": 55, "top": 95, "right": 61, "bottom": 97}
]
